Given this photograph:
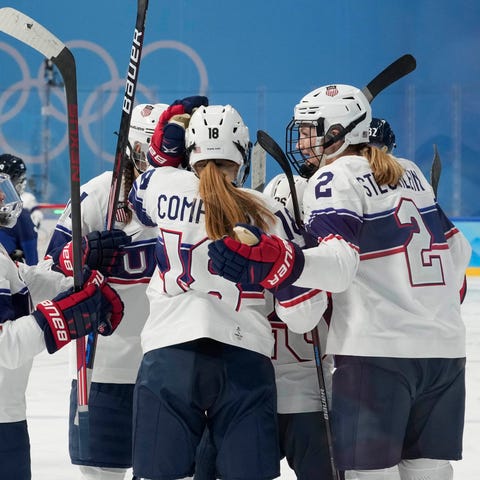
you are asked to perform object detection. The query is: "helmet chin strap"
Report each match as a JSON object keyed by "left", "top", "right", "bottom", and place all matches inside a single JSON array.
[
  {"left": 313, "top": 134, "right": 350, "bottom": 169},
  {"left": 314, "top": 137, "right": 327, "bottom": 168},
  {"left": 315, "top": 110, "right": 368, "bottom": 166},
  {"left": 322, "top": 140, "right": 350, "bottom": 164}
]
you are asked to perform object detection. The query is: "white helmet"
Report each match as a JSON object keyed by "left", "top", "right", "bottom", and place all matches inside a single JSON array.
[
  {"left": 185, "top": 105, "right": 251, "bottom": 186},
  {"left": 286, "top": 84, "right": 371, "bottom": 177},
  {"left": 264, "top": 173, "right": 307, "bottom": 218},
  {"left": 128, "top": 103, "right": 168, "bottom": 172}
]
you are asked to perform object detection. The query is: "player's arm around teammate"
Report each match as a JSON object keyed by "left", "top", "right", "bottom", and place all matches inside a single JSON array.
[
  {"left": 209, "top": 84, "right": 471, "bottom": 480},
  {"left": 129, "top": 103, "right": 326, "bottom": 480}
]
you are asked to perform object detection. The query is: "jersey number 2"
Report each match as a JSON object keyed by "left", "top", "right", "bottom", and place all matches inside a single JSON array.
[{"left": 396, "top": 198, "right": 444, "bottom": 286}]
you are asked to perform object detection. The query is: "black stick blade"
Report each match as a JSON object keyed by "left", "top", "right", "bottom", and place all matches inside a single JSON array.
[
  {"left": 257, "top": 130, "right": 292, "bottom": 174},
  {"left": 430, "top": 144, "right": 442, "bottom": 198},
  {"left": 256, "top": 130, "right": 302, "bottom": 227},
  {"left": 362, "top": 54, "right": 416, "bottom": 102}
]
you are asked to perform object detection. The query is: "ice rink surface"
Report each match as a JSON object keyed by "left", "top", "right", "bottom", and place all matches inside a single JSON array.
[{"left": 27, "top": 277, "right": 480, "bottom": 479}]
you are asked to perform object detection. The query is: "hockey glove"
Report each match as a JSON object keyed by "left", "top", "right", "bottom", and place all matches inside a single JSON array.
[
  {"left": 208, "top": 223, "right": 305, "bottom": 292},
  {"left": 57, "top": 229, "right": 131, "bottom": 277},
  {"left": 148, "top": 95, "right": 209, "bottom": 168},
  {"left": 33, "top": 268, "right": 124, "bottom": 353}
]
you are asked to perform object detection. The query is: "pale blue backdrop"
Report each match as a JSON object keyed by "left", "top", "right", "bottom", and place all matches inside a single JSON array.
[{"left": 0, "top": 0, "right": 479, "bottom": 218}]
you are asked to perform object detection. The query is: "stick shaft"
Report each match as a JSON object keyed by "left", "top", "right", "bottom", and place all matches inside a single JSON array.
[{"left": 0, "top": 6, "right": 89, "bottom": 457}]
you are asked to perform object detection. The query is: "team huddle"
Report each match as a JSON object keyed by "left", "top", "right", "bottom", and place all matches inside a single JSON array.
[{"left": 0, "top": 83, "right": 471, "bottom": 480}]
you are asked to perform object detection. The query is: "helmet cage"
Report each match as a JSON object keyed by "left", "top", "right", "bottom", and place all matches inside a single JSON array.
[
  {"left": 286, "top": 119, "right": 324, "bottom": 178},
  {"left": 286, "top": 84, "right": 371, "bottom": 178},
  {"left": 127, "top": 139, "right": 149, "bottom": 174},
  {"left": 0, "top": 173, "right": 22, "bottom": 228},
  {"left": 128, "top": 103, "right": 168, "bottom": 173}
]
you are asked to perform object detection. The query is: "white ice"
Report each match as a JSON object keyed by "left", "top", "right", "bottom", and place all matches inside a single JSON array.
[{"left": 27, "top": 277, "right": 480, "bottom": 479}]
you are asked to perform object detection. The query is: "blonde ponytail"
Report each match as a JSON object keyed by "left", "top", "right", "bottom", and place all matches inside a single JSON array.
[
  {"left": 198, "top": 162, "right": 276, "bottom": 240},
  {"left": 360, "top": 145, "right": 404, "bottom": 186}
]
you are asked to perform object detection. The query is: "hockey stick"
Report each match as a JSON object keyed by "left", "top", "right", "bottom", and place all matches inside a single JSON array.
[
  {"left": 319, "top": 54, "right": 417, "bottom": 152},
  {"left": 250, "top": 141, "right": 267, "bottom": 191},
  {"left": 85, "top": 0, "right": 149, "bottom": 386},
  {"left": 0, "top": 6, "right": 89, "bottom": 457},
  {"left": 361, "top": 53, "right": 416, "bottom": 102},
  {"left": 431, "top": 144, "right": 441, "bottom": 198},
  {"left": 257, "top": 131, "right": 303, "bottom": 226},
  {"left": 254, "top": 54, "right": 417, "bottom": 480},
  {"left": 105, "top": 0, "right": 149, "bottom": 230},
  {"left": 256, "top": 130, "right": 339, "bottom": 480}
]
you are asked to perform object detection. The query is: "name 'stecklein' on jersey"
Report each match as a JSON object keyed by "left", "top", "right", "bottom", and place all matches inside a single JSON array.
[{"left": 356, "top": 168, "right": 426, "bottom": 197}]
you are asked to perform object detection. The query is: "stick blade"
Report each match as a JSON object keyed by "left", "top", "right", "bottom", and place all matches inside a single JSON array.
[
  {"left": 256, "top": 130, "right": 303, "bottom": 228},
  {"left": 0, "top": 7, "right": 65, "bottom": 59},
  {"left": 250, "top": 141, "right": 267, "bottom": 191},
  {"left": 257, "top": 130, "right": 292, "bottom": 174},
  {"left": 362, "top": 54, "right": 416, "bottom": 102},
  {"left": 430, "top": 144, "right": 442, "bottom": 197}
]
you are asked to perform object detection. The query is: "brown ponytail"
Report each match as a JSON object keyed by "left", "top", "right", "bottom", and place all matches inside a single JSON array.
[{"left": 119, "top": 159, "right": 134, "bottom": 224}]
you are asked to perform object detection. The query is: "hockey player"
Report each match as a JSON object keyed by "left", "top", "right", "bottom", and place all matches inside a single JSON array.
[
  {"left": 129, "top": 104, "right": 326, "bottom": 480},
  {"left": 262, "top": 174, "right": 334, "bottom": 480},
  {"left": 208, "top": 84, "right": 472, "bottom": 480},
  {"left": 0, "top": 154, "right": 38, "bottom": 264},
  {"left": 368, "top": 117, "right": 396, "bottom": 153},
  {"left": 45, "top": 102, "right": 168, "bottom": 480},
  {"left": 0, "top": 172, "right": 124, "bottom": 480}
]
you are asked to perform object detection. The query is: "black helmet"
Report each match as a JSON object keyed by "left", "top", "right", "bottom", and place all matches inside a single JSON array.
[
  {"left": 368, "top": 118, "right": 396, "bottom": 153},
  {"left": 0, "top": 154, "right": 27, "bottom": 194}
]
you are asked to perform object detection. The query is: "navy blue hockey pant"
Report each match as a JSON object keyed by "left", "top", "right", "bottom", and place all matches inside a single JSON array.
[
  {"left": 132, "top": 338, "right": 280, "bottom": 480},
  {"left": 0, "top": 420, "right": 30, "bottom": 480},
  {"left": 332, "top": 355, "right": 466, "bottom": 470},
  {"left": 69, "top": 380, "right": 134, "bottom": 468}
]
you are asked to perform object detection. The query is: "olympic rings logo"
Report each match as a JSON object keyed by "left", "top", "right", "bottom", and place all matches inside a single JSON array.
[{"left": 0, "top": 39, "right": 209, "bottom": 164}]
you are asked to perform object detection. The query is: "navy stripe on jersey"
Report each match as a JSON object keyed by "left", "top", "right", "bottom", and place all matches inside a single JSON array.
[
  {"left": 360, "top": 204, "right": 446, "bottom": 255},
  {"left": 0, "top": 286, "right": 30, "bottom": 323},
  {"left": 307, "top": 201, "right": 448, "bottom": 257},
  {"left": 129, "top": 181, "right": 157, "bottom": 228},
  {"left": 306, "top": 206, "right": 362, "bottom": 246},
  {"left": 274, "top": 208, "right": 302, "bottom": 241},
  {"left": 128, "top": 169, "right": 157, "bottom": 227}
]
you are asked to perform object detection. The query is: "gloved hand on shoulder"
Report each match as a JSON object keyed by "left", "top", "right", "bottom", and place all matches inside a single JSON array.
[
  {"left": 148, "top": 95, "right": 209, "bottom": 168},
  {"left": 33, "top": 267, "right": 124, "bottom": 353},
  {"left": 207, "top": 223, "right": 305, "bottom": 292}
]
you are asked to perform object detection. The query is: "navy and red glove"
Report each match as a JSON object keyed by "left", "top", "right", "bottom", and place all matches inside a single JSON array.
[
  {"left": 207, "top": 224, "right": 305, "bottom": 291},
  {"left": 56, "top": 229, "right": 131, "bottom": 277},
  {"left": 33, "top": 268, "right": 124, "bottom": 353},
  {"left": 148, "top": 95, "right": 209, "bottom": 168}
]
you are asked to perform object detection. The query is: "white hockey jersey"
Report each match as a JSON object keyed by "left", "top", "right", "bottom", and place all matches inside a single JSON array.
[
  {"left": 292, "top": 155, "right": 471, "bottom": 358},
  {"left": 129, "top": 167, "right": 327, "bottom": 358},
  {"left": 46, "top": 171, "right": 158, "bottom": 383},
  {"left": 264, "top": 173, "right": 332, "bottom": 413},
  {"left": 0, "top": 244, "right": 71, "bottom": 422}
]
